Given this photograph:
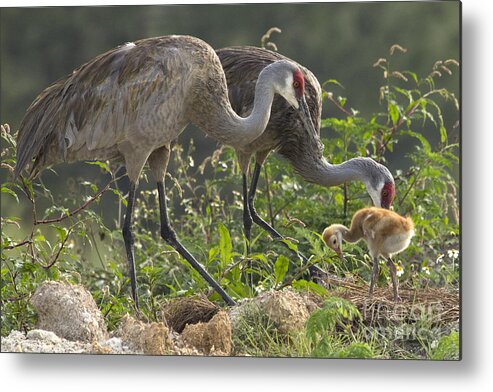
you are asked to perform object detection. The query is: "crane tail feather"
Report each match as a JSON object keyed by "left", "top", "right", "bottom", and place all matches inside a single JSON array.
[{"left": 15, "top": 83, "right": 66, "bottom": 178}]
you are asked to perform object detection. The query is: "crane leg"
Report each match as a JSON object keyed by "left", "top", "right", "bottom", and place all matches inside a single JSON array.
[
  {"left": 368, "top": 257, "right": 380, "bottom": 299},
  {"left": 156, "top": 180, "right": 236, "bottom": 306},
  {"left": 387, "top": 258, "right": 400, "bottom": 302},
  {"left": 242, "top": 174, "right": 254, "bottom": 288},
  {"left": 122, "top": 182, "right": 139, "bottom": 310},
  {"left": 247, "top": 163, "right": 326, "bottom": 277}
]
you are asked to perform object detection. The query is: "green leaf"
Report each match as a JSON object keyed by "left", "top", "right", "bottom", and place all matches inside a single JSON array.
[
  {"left": 208, "top": 245, "right": 219, "bottom": 263},
  {"left": 404, "top": 130, "right": 432, "bottom": 153},
  {"left": 402, "top": 70, "right": 419, "bottom": 85},
  {"left": 337, "top": 343, "right": 374, "bottom": 358},
  {"left": 389, "top": 102, "right": 399, "bottom": 126},
  {"left": 431, "top": 331, "right": 459, "bottom": 360},
  {"left": 280, "top": 239, "right": 298, "bottom": 253},
  {"left": 85, "top": 160, "right": 111, "bottom": 174},
  {"left": 274, "top": 255, "right": 289, "bottom": 284},
  {"left": 292, "top": 279, "right": 329, "bottom": 297},
  {"left": 439, "top": 125, "right": 448, "bottom": 144},
  {"left": 1, "top": 186, "right": 19, "bottom": 203},
  {"left": 322, "top": 79, "right": 345, "bottom": 89},
  {"left": 53, "top": 226, "right": 69, "bottom": 242},
  {"left": 218, "top": 222, "right": 232, "bottom": 268}
]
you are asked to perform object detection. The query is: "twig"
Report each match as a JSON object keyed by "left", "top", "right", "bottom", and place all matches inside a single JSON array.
[
  {"left": 40, "top": 227, "right": 73, "bottom": 269},
  {"left": 398, "top": 166, "right": 423, "bottom": 207},
  {"left": 35, "top": 176, "right": 121, "bottom": 225},
  {"left": 378, "top": 102, "right": 420, "bottom": 157},
  {"left": 323, "top": 90, "right": 354, "bottom": 117},
  {"left": 4, "top": 239, "right": 32, "bottom": 250}
]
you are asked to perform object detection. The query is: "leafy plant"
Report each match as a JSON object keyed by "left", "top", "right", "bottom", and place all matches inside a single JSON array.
[
  {"left": 430, "top": 330, "right": 460, "bottom": 360},
  {"left": 305, "top": 296, "right": 363, "bottom": 357},
  {"left": 1, "top": 42, "right": 459, "bottom": 360}
]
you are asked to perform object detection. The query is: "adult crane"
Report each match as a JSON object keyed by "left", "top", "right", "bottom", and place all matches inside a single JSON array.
[
  {"left": 216, "top": 46, "right": 395, "bottom": 264},
  {"left": 14, "top": 35, "right": 318, "bottom": 308}
]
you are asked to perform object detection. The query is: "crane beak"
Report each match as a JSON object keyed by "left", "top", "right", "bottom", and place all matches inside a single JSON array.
[{"left": 297, "top": 96, "right": 317, "bottom": 136}]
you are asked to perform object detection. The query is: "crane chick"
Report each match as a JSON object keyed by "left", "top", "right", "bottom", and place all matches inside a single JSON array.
[{"left": 322, "top": 207, "right": 414, "bottom": 301}]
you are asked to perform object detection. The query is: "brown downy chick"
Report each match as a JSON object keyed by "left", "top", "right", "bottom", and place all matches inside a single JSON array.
[{"left": 322, "top": 207, "right": 414, "bottom": 301}]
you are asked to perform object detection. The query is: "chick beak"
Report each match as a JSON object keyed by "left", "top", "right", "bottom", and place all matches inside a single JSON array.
[
  {"left": 297, "top": 96, "right": 317, "bottom": 136},
  {"left": 335, "top": 247, "right": 343, "bottom": 259}
]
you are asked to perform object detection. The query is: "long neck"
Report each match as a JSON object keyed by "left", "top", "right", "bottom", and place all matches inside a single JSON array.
[
  {"left": 294, "top": 155, "right": 372, "bottom": 186},
  {"left": 332, "top": 223, "right": 364, "bottom": 244},
  {"left": 235, "top": 78, "right": 276, "bottom": 145},
  {"left": 191, "top": 70, "right": 276, "bottom": 149}
]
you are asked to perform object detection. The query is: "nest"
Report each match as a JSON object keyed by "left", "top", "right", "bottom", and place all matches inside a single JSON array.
[
  {"left": 160, "top": 296, "right": 219, "bottom": 333},
  {"left": 321, "top": 276, "right": 459, "bottom": 326}
]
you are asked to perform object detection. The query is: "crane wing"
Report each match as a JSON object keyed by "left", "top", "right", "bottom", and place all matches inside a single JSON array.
[{"left": 16, "top": 38, "right": 188, "bottom": 176}]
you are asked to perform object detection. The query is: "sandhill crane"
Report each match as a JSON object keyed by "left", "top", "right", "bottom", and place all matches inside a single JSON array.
[
  {"left": 216, "top": 46, "right": 395, "bottom": 268},
  {"left": 322, "top": 207, "right": 414, "bottom": 301},
  {"left": 14, "top": 35, "right": 318, "bottom": 308}
]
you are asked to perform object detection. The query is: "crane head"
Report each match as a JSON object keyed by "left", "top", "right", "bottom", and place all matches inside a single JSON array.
[
  {"left": 262, "top": 60, "right": 317, "bottom": 137},
  {"left": 380, "top": 182, "right": 395, "bottom": 209},
  {"left": 359, "top": 158, "right": 395, "bottom": 209},
  {"left": 367, "top": 180, "right": 395, "bottom": 209}
]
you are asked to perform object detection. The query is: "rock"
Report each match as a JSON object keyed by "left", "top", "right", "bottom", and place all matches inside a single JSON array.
[
  {"left": 181, "top": 310, "right": 232, "bottom": 355},
  {"left": 167, "top": 329, "right": 202, "bottom": 356},
  {"left": 229, "top": 289, "right": 311, "bottom": 335},
  {"left": 1, "top": 329, "right": 90, "bottom": 353},
  {"left": 31, "top": 281, "right": 108, "bottom": 343},
  {"left": 27, "top": 329, "right": 61, "bottom": 344},
  {"left": 116, "top": 314, "right": 173, "bottom": 355},
  {"left": 1, "top": 329, "right": 137, "bottom": 354},
  {"left": 257, "top": 289, "right": 310, "bottom": 334}
]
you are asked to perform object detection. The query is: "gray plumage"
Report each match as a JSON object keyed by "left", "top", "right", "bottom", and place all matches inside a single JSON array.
[
  {"left": 217, "top": 46, "right": 395, "bottom": 209},
  {"left": 15, "top": 36, "right": 313, "bottom": 183},
  {"left": 14, "top": 35, "right": 318, "bottom": 307}
]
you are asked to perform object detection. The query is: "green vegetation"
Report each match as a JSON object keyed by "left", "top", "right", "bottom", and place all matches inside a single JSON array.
[{"left": 1, "top": 20, "right": 459, "bottom": 359}]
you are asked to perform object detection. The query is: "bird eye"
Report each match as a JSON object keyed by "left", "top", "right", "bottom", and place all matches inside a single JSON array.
[
  {"left": 332, "top": 239, "right": 337, "bottom": 245},
  {"left": 382, "top": 189, "right": 389, "bottom": 197},
  {"left": 293, "top": 80, "right": 300, "bottom": 88}
]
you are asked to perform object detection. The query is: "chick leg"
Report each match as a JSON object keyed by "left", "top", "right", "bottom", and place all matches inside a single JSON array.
[
  {"left": 387, "top": 257, "right": 400, "bottom": 302},
  {"left": 369, "top": 257, "right": 380, "bottom": 299}
]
